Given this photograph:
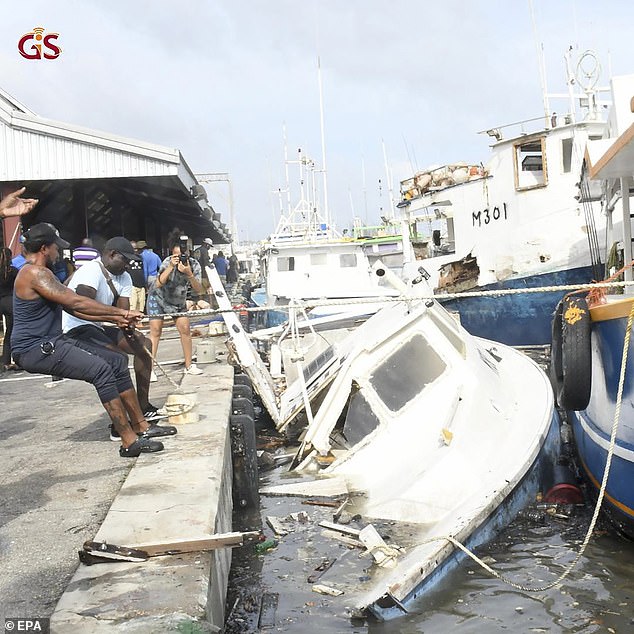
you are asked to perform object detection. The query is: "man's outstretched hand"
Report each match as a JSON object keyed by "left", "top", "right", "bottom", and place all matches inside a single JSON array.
[{"left": 0, "top": 187, "right": 38, "bottom": 218}]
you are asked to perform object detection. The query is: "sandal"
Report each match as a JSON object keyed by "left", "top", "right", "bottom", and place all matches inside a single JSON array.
[{"left": 119, "top": 437, "right": 164, "bottom": 458}]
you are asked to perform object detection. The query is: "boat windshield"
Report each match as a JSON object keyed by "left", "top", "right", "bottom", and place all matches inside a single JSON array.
[
  {"left": 369, "top": 333, "right": 446, "bottom": 412},
  {"left": 334, "top": 381, "right": 380, "bottom": 449}
]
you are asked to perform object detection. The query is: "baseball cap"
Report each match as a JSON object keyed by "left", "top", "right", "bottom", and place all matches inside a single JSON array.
[
  {"left": 203, "top": 238, "right": 213, "bottom": 246},
  {"left": 104, "top": 236, "right": 142, "bottom": 261},
  {"left": 24, "top": 223, "right": 70, "bottom": 248},
  {"left": 136, "top": 240, "right": 148, "bottom": 249}
]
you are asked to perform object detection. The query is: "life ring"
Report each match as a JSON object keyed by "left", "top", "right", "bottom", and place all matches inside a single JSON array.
[{"left": 550, "top": 296, "right": 592, "bottom": 410}]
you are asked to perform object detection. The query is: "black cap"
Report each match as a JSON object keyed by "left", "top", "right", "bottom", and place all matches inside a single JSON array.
[
  {"left": 104, "top": 237, "right": 142, "bottom": 261},
  {"left": 24, "top": 223, "right": 70, "bottom": 249}
]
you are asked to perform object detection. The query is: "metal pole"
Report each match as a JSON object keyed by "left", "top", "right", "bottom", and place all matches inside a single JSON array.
[{"left": 622, "top": 177, "right": 633, "bottom": 289}]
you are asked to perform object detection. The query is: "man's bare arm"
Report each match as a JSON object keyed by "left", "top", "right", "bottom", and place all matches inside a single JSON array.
[{"left": 30, "top": 268, "right": 140, "bottom": 325}]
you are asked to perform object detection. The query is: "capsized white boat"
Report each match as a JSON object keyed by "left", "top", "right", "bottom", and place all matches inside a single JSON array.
[{"left": 261, "top": 272, "right": 559, "bottom": 619}]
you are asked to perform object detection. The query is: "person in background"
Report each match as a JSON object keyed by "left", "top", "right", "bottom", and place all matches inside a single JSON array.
[
  {"left": 11, "top": 242, "right": 26, "bottom": 270},
  {"left": 0, "top": 247, "right": 18, "bottom": 371},
  {"left": 128, "top": 241, "right": 147, "bottom": 313},
  {"left": 195, "top": 237, "right": 214, "bottom": 300},
  {"left": 147, "top": 240, "right": 204, "bottom": 376},
  {"left": 226, "top": 252, "right": 239, "bottom": 292},
  {"left": 137, "top": 240, "right": 162, "bottom": 290},
  {"left": 72, "top": 238, "right": 100, "bottom": 269},
  {"left": 212, "top": 250, "right": 229, "bottom": 284},
  {"left": 52, "top": 252, "right": 69, "bottom": 283},
  {"left": 11, "top": 223, "right": 167, "bottom": 458},
  {"left": 0, "top": 187, "right": 38, "bottom": 218}
]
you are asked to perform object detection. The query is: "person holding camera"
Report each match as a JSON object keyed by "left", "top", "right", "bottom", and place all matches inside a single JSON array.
[{"left": 147, "top": 237, "right": 204, "bottom": 376}]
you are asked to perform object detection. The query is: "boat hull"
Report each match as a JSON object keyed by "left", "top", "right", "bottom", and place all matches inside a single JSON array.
[
  {"left": 567, "top": 313, "right": 634, "bottom": 539},
  {"left": 367, "top": 411, "right": 560, "bottom": 619},
  {"left": 441, "top": 265, "right": 595, "bottom": 346}
]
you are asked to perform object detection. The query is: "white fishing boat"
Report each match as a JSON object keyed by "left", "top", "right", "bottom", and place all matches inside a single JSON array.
[
  {"left": 398, "top": 50, "right": 609, "bottom": 345},
  {"left": 257, "top": 148, "right": 411, "bottom": 327},
  {"left": 554, "top": 72, "right": 634, "bottom": 539},
  {"left": 208, "top": 263, "right": 559, "bottom": 619}
]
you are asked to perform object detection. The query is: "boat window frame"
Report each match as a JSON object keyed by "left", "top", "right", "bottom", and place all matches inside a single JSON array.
[
  {"left": 276, "top": 256, "right": 295, "bottom": 272},
  {"left": 339, "top": 253, "right": 358, "bottom": 268},
  {"left": 368, "top": 332, "right": 448, "bottom": 413},
  {"left": 513, "top": 135, "right": 548, "bottom": 191}
]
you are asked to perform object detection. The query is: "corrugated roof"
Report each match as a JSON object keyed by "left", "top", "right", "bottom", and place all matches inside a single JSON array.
[{"left": 0, "top": 87, "right": 231, "bottom": 245}]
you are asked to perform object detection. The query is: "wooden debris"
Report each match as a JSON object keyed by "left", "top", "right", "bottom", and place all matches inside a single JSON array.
[
  {"left": 257, "top": 592, "right": 278, "bottom": 629},
  {"left": 266, "top": 516, "right": 289, "bottom": 537},
  {"left": 134, "top": 531, "right": 261, "bottom": 556},
  {"left": 303, "top": 498, "right": 343, "bottom": 508},
  {"left": 332, "top": 497, "right": 349, "bottom": 522},
  {"left": 320, "top": 529, "right": 364, "bottom": 548},
  {"left": 312, "top": 584, "right": 344, "bottom": 596},
  {"left": 307, "top": 558, "right": 336, "bottom": 583},
  {"left": 318, "top": 520, "right": 361, "bottom": 537}
]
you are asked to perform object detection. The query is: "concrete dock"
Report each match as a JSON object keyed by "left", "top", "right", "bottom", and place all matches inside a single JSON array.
[{"left": 0, "top": 333, "right": 236, "bottom": 633}]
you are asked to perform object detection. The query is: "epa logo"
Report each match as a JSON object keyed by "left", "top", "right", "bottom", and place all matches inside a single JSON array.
[{"left": 18, "top": 26, "right": 61, "bottom": 60}]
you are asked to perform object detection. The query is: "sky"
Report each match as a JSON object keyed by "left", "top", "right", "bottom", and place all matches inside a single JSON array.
[{"left": 2, "top": 1, "right": 633, "bottom": 242}]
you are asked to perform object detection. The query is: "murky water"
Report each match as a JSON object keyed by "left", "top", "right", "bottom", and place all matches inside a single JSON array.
[{"left": 225, "top": 350, "right": 634, "bottom": 633}]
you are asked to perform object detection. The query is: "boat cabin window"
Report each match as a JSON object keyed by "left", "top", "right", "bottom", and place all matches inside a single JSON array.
[
  {"left": 514, "top": 138, "right": 547, "bottom": 190},
  {"left": 276, "top": 256, "right": 295, "bottom": 272},
  {"left": 310, "top": 253, "right": 328, "bottom": 266},
  {"left": 370, "top": 333, "right": 446, "bottom": 412},
  {"left": 333, "top": 381, "right": 380, "bottom": 449},
  {"left": 561, "top": 138, "right": 573, "bottom": 173},
  {"left": 339, "top": 253, "right": 357, "bottom": 268}
]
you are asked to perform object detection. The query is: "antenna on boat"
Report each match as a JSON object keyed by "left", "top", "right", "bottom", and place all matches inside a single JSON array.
[
  {"left": 361, "top": 157, "right": 369, "bottom": 224},
  {"left": 283, "top": 123, "right": 292, "bottom": 217},
  {"left": 382, "top": 139, "right": 396, "bottom": 219},
  {"left": 528, "top": 0, "right": 550, "bottom": 127},
  {"left": 317, "top": 56, "right": 330, "bottom": 228}
]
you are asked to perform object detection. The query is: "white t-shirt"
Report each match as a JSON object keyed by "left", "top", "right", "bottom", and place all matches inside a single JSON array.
[{"left": 62, "top": 258, "right": 132, "bottom": 333}]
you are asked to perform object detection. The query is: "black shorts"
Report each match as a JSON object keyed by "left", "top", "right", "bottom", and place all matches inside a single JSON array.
[{"left": 15, "top": 331, "right": 133, "bottom": 403}]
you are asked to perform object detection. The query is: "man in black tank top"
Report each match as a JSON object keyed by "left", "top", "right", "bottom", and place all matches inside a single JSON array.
[{"left": 12, "top": 223, "right": 176, "bottom": 458}]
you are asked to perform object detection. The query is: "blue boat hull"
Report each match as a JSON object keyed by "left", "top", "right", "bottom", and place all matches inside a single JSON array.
[
  {"left": 369, "top": 410, "right": 560, "bottom": 620},
  {"left": 441, "top": 265, "right": 595, "bottom": 346},
  {"left": 567, "top": 315, "right": 634, "bottom": 539}
]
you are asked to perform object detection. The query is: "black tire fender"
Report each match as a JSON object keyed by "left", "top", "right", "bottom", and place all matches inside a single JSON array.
[
  {"left": 229, "top": 413, "right": 259, "bottom": 509},
  {"left": 553, "top": 296, "right": 592, "bottom": 410}
]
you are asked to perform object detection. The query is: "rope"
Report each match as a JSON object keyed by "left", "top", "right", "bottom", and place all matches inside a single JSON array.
[
  {"left": 120, "top": 328, "right": 182, "bottom": 391},
  {"left": 138, "top": 279, "right": 634, "bottom": 321},
  {"left": 411, "top": 299, "right": 634, "bottom": 593}
]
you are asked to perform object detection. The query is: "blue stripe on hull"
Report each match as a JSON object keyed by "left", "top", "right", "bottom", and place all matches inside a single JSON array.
[
  {"left": 567, "top": 314, "right": 634, "bottom": 538},
  {"left": 369, "top": 411, "right": 560, "bottom": 620},
  {"left": 569, "top": 412, "right": 634, "bottom": 538},
  {"left": 441, "top": 266, "right": 595, "bottom": 346}
]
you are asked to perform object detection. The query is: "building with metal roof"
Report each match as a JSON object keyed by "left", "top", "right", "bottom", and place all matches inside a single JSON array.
[{"left": 0, "top": 87, "right": 230, "bottom": 255}]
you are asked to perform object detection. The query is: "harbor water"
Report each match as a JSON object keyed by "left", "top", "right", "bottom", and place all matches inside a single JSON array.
[{"left": 225, "top": 350, "right": 634, "bottom": 633}]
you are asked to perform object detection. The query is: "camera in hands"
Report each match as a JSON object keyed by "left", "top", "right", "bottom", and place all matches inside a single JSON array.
[{"left": 179, "top": 235, "right": 189, "bottom": 264}]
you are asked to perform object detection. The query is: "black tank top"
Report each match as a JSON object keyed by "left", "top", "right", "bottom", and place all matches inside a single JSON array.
[{"left": 11, "top": 293, "right": 62, "bottom": 355}]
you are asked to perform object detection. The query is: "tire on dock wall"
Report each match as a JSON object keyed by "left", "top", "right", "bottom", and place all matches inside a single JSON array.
[
  {"left": 232, "top": 383, "right": 253, "bottom": 400},
  {"left": 229, "top": 414, "right": 259, "bottom": 510},
  {"left": 551, "top": 296, "right": 592, "bottom": 411},
  {"left": 232, "top": 396, "right": 255, "bottom": 420},
  {"left": 233, "top": 373, "right": 253, "bottom": 389}
]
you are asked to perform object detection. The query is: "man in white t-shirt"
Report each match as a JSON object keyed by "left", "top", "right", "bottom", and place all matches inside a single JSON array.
[{"left": 62, "top": 237, "right": 173, "bottom": 435}]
